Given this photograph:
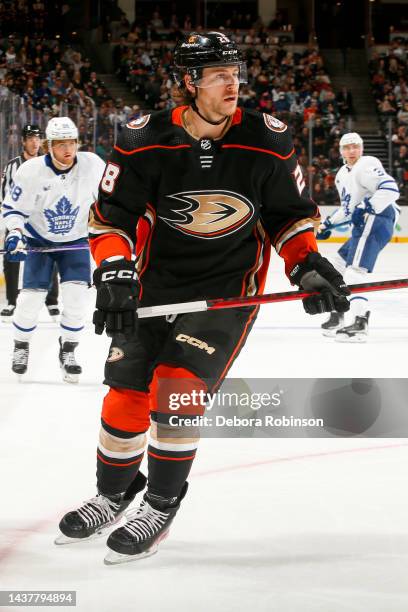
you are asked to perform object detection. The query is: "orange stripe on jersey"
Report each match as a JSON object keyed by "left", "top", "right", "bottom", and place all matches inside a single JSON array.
[
  {"left": 138, "top": 204, "right": 157, "bottom": 300},
  {"left": 114, "top": 144, "right": 191, "bottom": 156},
  {"left": 171, "top": 105, "right": 242, "bottom": 127},
  {"left": 240, "top": 226, "right": 262, "bottom": 296},
  {"left": 222, "top": 144, "right": 295, "bottom": 160},
  {"left": 250, "top": 222, "right": 271, "bottom": 296},
  {"left": 231, "top": 107, "right": 242, "bottom": 125},
  {"left": 147, "top": 451, "right": 196, "bottom": 462},
  {"left": 272, "top": 206, "right": 320, "bottom": 250},
  {"left": 90, "top": 234, "right": 132, "bottom": 266},
  {"left": 255, "top": 238, "right": 271, "bottom": 295},
  {"left": 94, "top": 200, "right": 110, "bottom": 224},
  {"left": 172, "top": 105, "right": 189, "bottom": 126},
  {"left": 215, "top": 307, "right": 259, "bottom": 389},
  {"left": 97, "top": 453, "right": 143, "bottom": 467},
  {"left": 279, "top": 231, "right": 318, "bottom": 278}
]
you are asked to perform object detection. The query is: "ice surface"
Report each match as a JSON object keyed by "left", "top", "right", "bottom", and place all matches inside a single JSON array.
[{"left": 0, "top": 244, "right": 407, "bottom": 611}]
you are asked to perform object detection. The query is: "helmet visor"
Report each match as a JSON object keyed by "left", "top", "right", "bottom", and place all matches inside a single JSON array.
[{"left": 188, "top": 63, "right": 247, "bottom": 88}]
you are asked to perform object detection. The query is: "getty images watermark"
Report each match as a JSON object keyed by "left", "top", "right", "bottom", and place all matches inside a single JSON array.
[
  {"left": 156, "top": 380, "right": 326, "bottom": 437},
  {"left": 156, "top": 378, "right": 406, "bottom": 438}
]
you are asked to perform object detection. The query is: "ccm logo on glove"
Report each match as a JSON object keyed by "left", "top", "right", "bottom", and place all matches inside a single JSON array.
[{"left": 101, "top": 269, "right": 138, "bottom": 282}]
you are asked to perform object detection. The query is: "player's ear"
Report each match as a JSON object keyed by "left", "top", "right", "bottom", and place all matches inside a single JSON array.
[{"left": 184, "top": 74, "right": 196, "bottom": 95}]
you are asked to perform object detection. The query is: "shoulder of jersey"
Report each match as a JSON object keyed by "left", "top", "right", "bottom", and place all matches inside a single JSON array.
[
  {"left": 335, "top": 164, "right": 347, "bottom": 179},
  {"left": 16, "top": 155, "right": 44, "bottom": 176},
  {"left": 241, "top": 108, "right": 293, "bottom": 158},
  {"left": 359, "top": 155, "right": 382, "bottom": 168},
  {"left": 77, "top": 151, "right": 106, "bottom": 166},
  {"left": 115, "top": 110, "right": 171, "bottom": 153}
]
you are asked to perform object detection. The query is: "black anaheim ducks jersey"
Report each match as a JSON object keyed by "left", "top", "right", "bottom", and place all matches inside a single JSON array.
[{"left": 90, "top": 106, "right": 320, "bottom": 306}]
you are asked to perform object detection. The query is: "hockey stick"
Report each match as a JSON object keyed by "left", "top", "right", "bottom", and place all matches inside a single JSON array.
[
  {"left": 0, "top": 244, "right": 89, "bottom": 255},
  {"left": 137, "top": 278, "right": 408, "bottom": 319}
]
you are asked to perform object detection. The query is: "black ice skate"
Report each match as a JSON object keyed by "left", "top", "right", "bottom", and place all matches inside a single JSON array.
[
  {"left": 55, "top": 472, "right": 147, "bottom": 545},
  {"left": 1, "top": 304, "right": 15, "bottom": 322},
  {"left": 321, "top": 311, "right": 345, "bottom": 337},
  {"left": 12, "top": 340, "right": 29, "bottom": 376},
  {"left": 59, "top": 337, "right": 81, "bottom": 383},
  {"left": 104, "top": 482, "right": 188, "bottom": 565},
  {"left": 335, "top": 312, "right": 370, "bottom": 343},
  {"left": 47, "top": 305, "right": 60, "bottom": 321}
]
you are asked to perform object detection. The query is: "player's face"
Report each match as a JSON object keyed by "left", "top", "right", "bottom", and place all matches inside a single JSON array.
[
  {"left": 195, "top": 66, "right": 240, "bottom": 118},
  {"left": 23, "top": 135, "right": 41, "bottom": 157},
  {"left": 51, "top": 139, "right": 77, "bottom": 166},
  {"left": 342, "top": 143, "right": 362, "bottom": 165}
]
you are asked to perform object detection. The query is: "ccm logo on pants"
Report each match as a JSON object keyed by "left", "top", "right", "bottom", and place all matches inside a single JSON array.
[{"left": 176, "top": 334, "right": 216, "bottom": 355}]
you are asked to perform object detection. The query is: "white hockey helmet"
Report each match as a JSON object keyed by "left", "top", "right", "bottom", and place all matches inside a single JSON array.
[
  {"left": 339, "top": 132, "right": 363, "bottom": 151},
  {"left": 45, "top": 117, "right": 78, "bottom": 142}
]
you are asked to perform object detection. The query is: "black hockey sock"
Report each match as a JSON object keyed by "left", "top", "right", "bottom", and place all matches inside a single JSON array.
[
  {"left": 97, "top": 448, "right": 145, "bottom": 495},
  {"left": 147, "top": 444, "right": 197, "bottom": 499}
]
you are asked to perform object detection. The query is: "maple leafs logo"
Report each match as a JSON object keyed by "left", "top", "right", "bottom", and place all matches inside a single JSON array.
[{"left": 44, "top": 196, "right": 80, "bottom": 235}]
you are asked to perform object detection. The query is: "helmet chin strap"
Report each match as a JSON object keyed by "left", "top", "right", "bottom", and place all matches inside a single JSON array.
[{"left": 190, "top": 99, "right": 229, "bottom": 126}]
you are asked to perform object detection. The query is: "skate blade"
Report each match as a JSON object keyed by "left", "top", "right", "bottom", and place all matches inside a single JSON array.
[
  {"left": 54, "top": 530, "right": 108, "bottom": 545},
  {"left": 321, "top": 329, "right": 339, "bottom": 337},
  {"left": 61, "top": 368, "right": 79, "bottom": 384},
  {"left": 12, "top": 371, "right": 26, "bottom": 380},
  {"left": 1, "top": 316, "right": 13, "bottom": 324},
  {"left": 335, "top": 334, "right": 367, "bottom": 343},
  {"left": 104, "top": 546, "right": 158, "bottom": 565}
]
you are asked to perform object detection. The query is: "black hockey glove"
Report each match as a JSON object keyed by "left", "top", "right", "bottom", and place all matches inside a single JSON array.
[
  {"left": 93, "top": 259, "right": 139, "bottom": 338},
  {"left": 289, "top": 252, "right": 350, "bottom": 315}
]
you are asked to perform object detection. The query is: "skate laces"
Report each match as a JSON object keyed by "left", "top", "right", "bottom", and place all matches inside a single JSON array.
[
  {"left": 14, "top": 347, "right": 28, "bottom": 365},
  {"left": 123, "top": 500, "right": 169, "bottom": 540},
  {"left": 62, "top": 349, "right": 77, "bottom": 367},
  {"left": 77, "top": 495, "right": 120, "bottom": 528}
]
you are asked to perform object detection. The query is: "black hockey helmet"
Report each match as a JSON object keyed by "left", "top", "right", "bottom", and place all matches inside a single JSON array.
[
  {"left": 22, "top": 124, "right": 42, "bottom": 139},
  {"left": 173, "top": 31, "right": 247, "bottom": 88}
]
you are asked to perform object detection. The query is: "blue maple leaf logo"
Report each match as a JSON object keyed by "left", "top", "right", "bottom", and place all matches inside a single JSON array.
[{"left": 44, "top": 196, "right": 80, "bottom": 235}]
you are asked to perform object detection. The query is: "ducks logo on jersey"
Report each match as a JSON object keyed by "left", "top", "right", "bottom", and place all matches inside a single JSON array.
[{"left": 160, "top": 190, "right": 255, "bottom": 239}]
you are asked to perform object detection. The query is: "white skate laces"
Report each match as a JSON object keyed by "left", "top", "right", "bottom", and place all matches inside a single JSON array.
[
  {"left": 77, "top": 496, "right": 120, "bottom": 529},
  {"left": 14, "top": 346, "right": 29, "bottom": 366},
  {"left": 123, "top": 500, "right": 169, "bottom": 541}
]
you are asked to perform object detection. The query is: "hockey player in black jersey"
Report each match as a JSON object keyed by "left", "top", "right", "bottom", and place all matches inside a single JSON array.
[{"left": 57, "top": 32, "right": 350, "bottom": 563}]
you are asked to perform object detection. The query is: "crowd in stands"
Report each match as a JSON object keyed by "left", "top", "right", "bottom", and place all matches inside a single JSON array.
[
  {"left": 369, "top": 37, "right": 408, "bottom": 195},
  {"left": 0, "top": 32, "right": 142, "bottom": 160}
]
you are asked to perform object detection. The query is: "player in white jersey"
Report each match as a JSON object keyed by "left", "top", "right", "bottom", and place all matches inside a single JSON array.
[
  {"left": 318, "top": 132, "right": 400, "bottom": 342},
  {"left": 2, "top": 117, "right": 106, "bottom": 381}
]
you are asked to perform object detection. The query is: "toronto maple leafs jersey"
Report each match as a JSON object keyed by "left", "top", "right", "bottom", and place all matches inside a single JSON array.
[
  {"left": 90, "top": 106, "right": 320, "bottom": 306},
  {"left": 329, "top": 156, "right": 400, "bottom": 226},
  {"left": 2, "top": 152, "right": 106, "bottom": 243}
]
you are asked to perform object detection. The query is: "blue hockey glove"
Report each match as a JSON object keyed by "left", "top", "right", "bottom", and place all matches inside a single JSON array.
[
  {"left": 316, "top": 217, "right": 332, "bottom": 240},
  {"left": 352, "top": 199, "right": 374, "bottom": 228},
  {"left": 5, "top": 229, "right": 27, "bottom": 262},
  {"left": 290, "top": 252, "right": 351, "bottom": 315}
]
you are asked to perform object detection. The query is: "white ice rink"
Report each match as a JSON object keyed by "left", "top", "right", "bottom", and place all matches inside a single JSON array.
[{"left": 0, "top": 243, "right": 407, "bottom": 612}]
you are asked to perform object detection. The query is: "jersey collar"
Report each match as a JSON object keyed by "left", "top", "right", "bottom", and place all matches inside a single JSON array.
[{"left": 44, "top": 153, "right": 77, "bottom": 175}]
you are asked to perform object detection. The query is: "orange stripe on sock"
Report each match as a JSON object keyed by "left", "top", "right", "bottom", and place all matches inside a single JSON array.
[
  {"left": 97, "top": 453, "right": 143, "bottom": 467},
  {"left": 148, "top": 451, "right": 196, "bottom": 461}
]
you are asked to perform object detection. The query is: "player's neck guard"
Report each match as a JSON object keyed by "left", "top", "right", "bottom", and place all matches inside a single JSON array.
[{"left": 191, "top": 100, "right": 229, "bottom": 126}]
